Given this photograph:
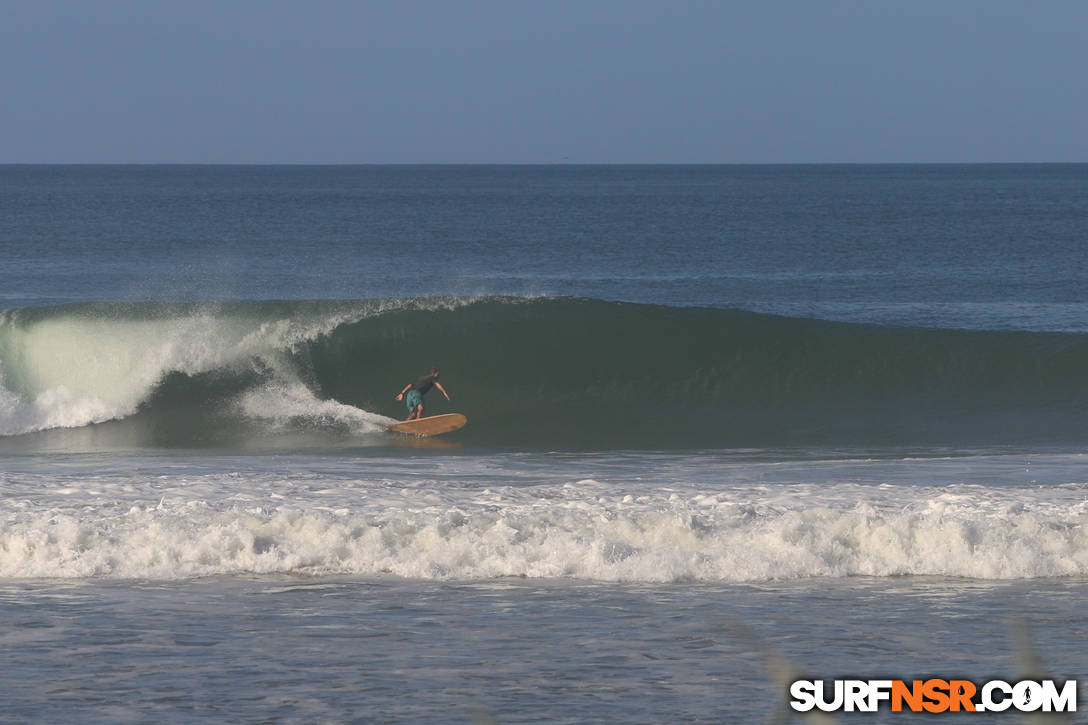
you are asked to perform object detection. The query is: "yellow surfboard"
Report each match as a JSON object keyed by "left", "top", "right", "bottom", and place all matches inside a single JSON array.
[{"left": 386, "top": 413, "right": 467, "bottom": 437}]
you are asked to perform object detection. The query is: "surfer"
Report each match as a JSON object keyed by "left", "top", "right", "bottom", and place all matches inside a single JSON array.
[{"left": 395, "top": 367, "right": 450, "bottom": 421}]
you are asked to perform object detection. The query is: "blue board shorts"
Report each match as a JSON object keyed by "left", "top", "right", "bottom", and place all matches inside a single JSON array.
[{"left": 405, "top": 389, "right": 423, "bottom": 412}]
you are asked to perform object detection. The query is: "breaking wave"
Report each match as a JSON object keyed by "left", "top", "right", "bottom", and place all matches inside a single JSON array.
[{"left": 2, "top": 296, "right": 1088, "bottom": 450}]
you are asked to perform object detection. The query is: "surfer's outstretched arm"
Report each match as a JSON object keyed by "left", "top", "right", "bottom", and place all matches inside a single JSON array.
[
  {"left": 434, "top": 381, "right": 450, "bottom": 400},
  {"left": 395, "top": 383, "right": 413, "bottom": 401}
]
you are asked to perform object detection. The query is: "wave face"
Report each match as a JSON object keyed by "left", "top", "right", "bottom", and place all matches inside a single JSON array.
[{"left": 3, "top": 297, "right": 1088, "bottom": 450}]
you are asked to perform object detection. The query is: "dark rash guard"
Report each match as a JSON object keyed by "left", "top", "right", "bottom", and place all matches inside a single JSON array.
[{"left": 412, "top": 374, "right": 437, "bottom": 395}]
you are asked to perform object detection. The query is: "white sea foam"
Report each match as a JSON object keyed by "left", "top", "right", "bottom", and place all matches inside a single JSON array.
[{"left": 3, "top": 456, "right": 1086, "bottom": 582}]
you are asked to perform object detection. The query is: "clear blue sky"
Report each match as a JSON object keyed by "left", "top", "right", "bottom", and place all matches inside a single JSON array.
[{"left": 4, "top": 0, "right": 1086, "bottom": 163}]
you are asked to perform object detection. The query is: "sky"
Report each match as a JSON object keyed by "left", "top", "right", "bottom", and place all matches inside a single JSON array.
[{"left": 3, "top": 0, "right": 1087, "bottom": 164}]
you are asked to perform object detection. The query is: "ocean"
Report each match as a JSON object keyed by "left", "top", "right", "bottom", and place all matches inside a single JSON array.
[{"left": 1, "top": 164, "right": 1086, "bottom": 722}]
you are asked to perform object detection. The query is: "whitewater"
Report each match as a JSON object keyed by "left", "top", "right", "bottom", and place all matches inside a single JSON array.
[{"left": 3, "top": 453, "right": 1087, "bottom": 581}]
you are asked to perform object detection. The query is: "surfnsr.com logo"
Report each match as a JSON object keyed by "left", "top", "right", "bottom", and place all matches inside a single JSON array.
[{"left": 789, "top": 679, "right": 1078, "bottom": 714}]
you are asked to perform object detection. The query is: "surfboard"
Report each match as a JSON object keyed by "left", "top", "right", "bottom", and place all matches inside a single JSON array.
[{"left": 386, "top": 413, "right": 467, "bottom": 437}]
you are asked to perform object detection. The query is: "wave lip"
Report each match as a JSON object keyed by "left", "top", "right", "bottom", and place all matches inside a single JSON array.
[
  {"left": 0, "top": 302, "right": 344, "bottom": 436},
  {"left": 0, "top": 298, "right": 483, "bottom": 439}
]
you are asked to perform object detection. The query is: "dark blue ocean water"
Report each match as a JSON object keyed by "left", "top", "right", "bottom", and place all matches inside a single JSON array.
[
  {"left": 2, "top": 165, "right": 1087, "bottom": 722},
  {"left": 5, "top": 164, "right": 1087, "bottom": 327}
]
